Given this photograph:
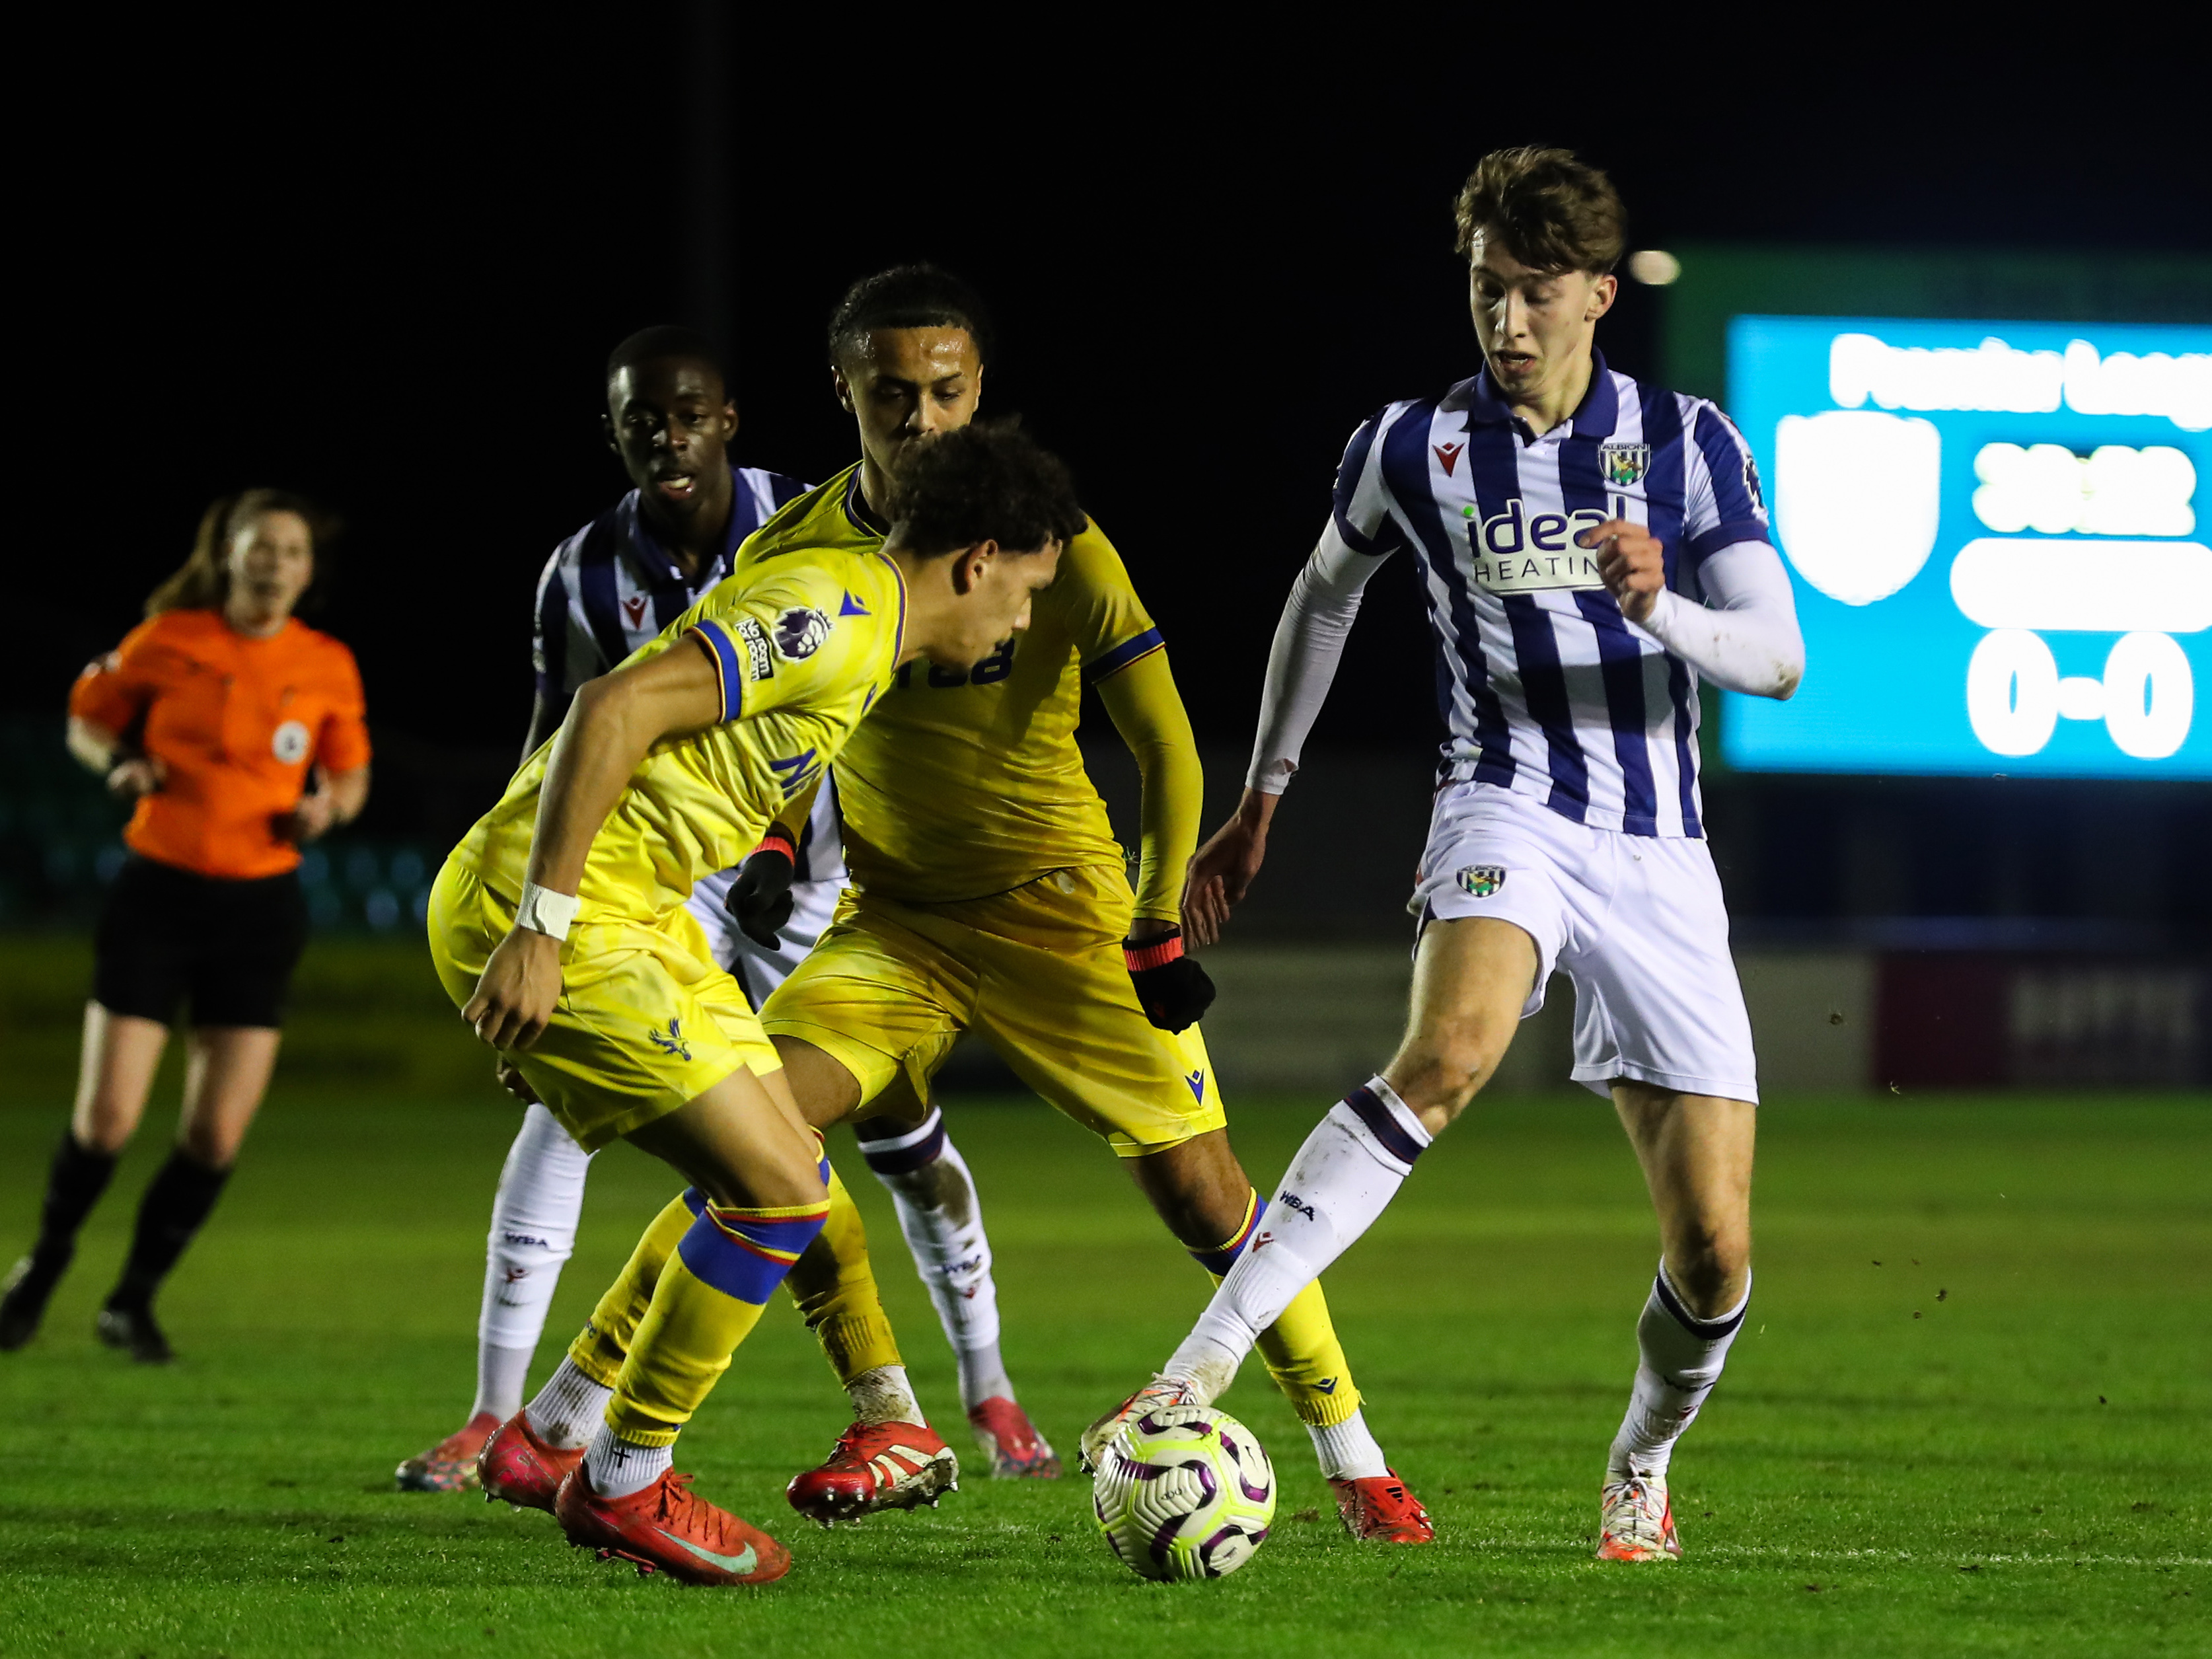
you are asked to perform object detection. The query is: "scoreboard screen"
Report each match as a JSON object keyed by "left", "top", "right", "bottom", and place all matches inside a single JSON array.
[{"left": 1719, "top": 315, "right": 2212, "bottom": 778}]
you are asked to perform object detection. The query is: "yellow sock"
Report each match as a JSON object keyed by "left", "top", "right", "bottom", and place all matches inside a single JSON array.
[
  {"left": 605, "top": 1195, "right": 831, "bottom": 1446},
  {"left": 783, "top": 1165, "right": 904, "bottom": 1385},
  {"left": 567, "top": 1191, "right": 697, "bottom": 1389},
  {"left": 1191, "top": 1192, "right": 1363, "bottom": 1428}
]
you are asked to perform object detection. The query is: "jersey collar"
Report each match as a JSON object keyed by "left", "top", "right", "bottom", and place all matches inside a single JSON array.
[
  {"left": 842, "top": 464, "right": 891, "bottom": 539},
  {"left": 1456, "top": 350, "right": 1619, "bottom": 442},
  {"left": 628, "top": 464, "right": 745, "bottom": 593}
]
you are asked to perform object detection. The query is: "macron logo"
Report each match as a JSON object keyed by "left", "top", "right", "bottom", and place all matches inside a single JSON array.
[
  {"left": 622, "top": 595, "right": 649, "bottom": 629},
  {"left": 1185, "top": 1069, "right": 1206, "bottom": 1102},
  {"left": 1433, "top": 442, "right": 1465, "bottom": 476}
]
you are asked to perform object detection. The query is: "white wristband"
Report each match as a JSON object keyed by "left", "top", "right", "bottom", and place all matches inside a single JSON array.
[{"left": 515, "top": 881, "right": 580, "bottom": 941}]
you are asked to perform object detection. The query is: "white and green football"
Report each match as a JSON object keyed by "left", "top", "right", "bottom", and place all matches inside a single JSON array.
[{"left": 1091, "top": 1403, "right": 1276, "bottom": 1581}]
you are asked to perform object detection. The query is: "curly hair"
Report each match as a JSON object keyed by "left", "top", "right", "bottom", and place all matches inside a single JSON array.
[
  {"left": 827, "top": 263, "right": 995, "bottom": 368},
  {"left": 889, "top": 422, "right": 1086, "bottom": 558},
  {"left": 1453, "top": 147, "right": 1626, "bottom": 275}
]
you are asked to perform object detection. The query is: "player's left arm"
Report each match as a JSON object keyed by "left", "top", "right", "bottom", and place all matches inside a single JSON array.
[
  {"left": 1586, "top": 523, "right": 1803, "bottom": 698},
  {"left": 1586, "top": 402, "right": 1802, "bottom": 700},
  {"left": 464, "top": 634, "right": 725, "bottom": 1049},
  {"left": 1097, "top": 650, "right": 1217, "bottom": 1031}
]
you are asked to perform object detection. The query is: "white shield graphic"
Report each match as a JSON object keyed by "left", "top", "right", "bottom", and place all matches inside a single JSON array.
[{"left": 1773, "top": 410, "right": 1942, "bottom": 606}]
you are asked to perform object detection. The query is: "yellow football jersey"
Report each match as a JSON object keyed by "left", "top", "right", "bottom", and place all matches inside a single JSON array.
[
  {"left": 453, "top": 544, "right": 906, "bottom": 926},
  {"left": 738, "top": 465, "right": 1164, "bottom": 906}
]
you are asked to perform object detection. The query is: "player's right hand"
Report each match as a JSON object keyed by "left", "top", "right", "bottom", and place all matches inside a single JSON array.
[
  {"left": 463, "top": 928, "right": 562, "bottom": 1050},
  {"left": 1182, "top": 796, "right": 1274, "bottom": 947},
  {"left": 104, "top": 755, "right": 163, "bottom": 801},
  {"left": 725, "top": 826, "right": 798, "bottom": 951}
]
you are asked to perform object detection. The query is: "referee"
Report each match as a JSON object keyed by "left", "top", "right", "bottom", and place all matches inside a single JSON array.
[{"left": 0, "top": 490, "right": 371, "bottom": 1362}]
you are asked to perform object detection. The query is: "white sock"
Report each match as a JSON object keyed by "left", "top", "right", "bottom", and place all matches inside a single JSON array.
[
  {"left": 583, "top": 1424, "right": 671, "bottom": 1499},
  {"left": 524, "top": 1357, "right": 612, "bottom": 1452},
  {"left": 1308, "top": 1409, "right": 1389, "bottom": 1481},
  {"left": 857, "top": 1109, "right": 1014, "bottom": 1412},
  {"left": 847, "top": 1362, "right": 924, "bottom": 1426},
  {"left": 474, "top": 1104, "right": 593, "bottom": 1418},
  {"left": 1168, "top": 1079, "right": 1430, "bottom": 1397},
  {"left": 472, "top": 1343, "right": 533, "bottom": 1423},
  {"left": 1607, "top": 1262, "right": 1751, "bottom": 1482}
]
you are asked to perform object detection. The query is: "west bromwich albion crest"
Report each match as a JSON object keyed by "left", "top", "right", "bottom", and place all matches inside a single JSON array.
[
  {"left": 1456, "top": 864, "right": 1506, "bottom": 899},
  {"left": 1600, "top": 442, "right": 1650, "bottom": 488}
]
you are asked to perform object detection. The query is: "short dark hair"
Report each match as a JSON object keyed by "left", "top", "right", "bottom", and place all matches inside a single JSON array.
[
  {"left": 889, "top": 422, "right": 1084, "bottom": 558},
  {"left": 606, "top": 324, "right": 723, "bottom": 388},
  {"left": 1453, "top": 147, "right": 1626, "bottom": 275},
  {"left": 827, "top": 264, "right": 994, "bottom": 368}
]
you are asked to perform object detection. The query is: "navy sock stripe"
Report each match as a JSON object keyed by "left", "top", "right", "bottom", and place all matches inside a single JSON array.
[
  {"left": 1652, "top": 1269, "right": 1748, "bottom": 1341},
  {"left": 1344, "top": 1086, "right": 1424, "bottom": 1167},
  {"left": 860, "top": 1117, "right": 947, "bottom": 1176}
]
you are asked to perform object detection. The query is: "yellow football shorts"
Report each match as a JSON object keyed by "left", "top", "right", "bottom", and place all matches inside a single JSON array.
[
  {"left": 760, "top": 862, "right": 1227, "bottom": 1158},
  {"left": 427, "top": 858, "right": 783, "bottom": 1151}
]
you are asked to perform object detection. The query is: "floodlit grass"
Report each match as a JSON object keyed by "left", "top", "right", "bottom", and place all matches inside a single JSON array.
[{"left": 0, "top": 1084, "right": 2205, "bottom": 1656}]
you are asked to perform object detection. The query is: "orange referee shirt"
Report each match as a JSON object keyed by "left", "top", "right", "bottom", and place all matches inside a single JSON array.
[{"left": 70, "top": 608, "right": 371, "bottom": 881}]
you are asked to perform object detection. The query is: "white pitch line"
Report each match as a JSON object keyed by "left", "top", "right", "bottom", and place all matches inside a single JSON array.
[{"left": 1452, "top": 1539, "right": 2210, "bottom": 1569}]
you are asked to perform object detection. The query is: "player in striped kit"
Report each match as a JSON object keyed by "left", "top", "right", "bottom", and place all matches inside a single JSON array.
[
  {"left": 397, "top": 325, "right": 1050, "bottom": 1491},
  {"left": 1089, "top": 148, "right": 1806, "bottom": 1562}
]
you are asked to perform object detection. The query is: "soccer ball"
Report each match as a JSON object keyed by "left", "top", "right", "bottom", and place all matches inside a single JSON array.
[{"left": 1091, "top": 1404, "right": 1276, "bottom": 1581}]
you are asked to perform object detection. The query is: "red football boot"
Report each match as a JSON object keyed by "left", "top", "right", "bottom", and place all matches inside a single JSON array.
[
  {"left": 785, "top": 1420, "right": 959, "bottom": 1525},
  {"left": 556, "top": 1465, "right": 790, "bottom": 1586},
  {"left": 967, "top": 1397, "right": 1062, "bottom": 1479},
  {"left": 396, "top": 1411, "right": 501, "bottom": 1493},
  {"left": 476, "top": 1412, "right": 585, "bottom": 1513},
  {"left": 1329, "top": 1467, "right": 1436, "bottom": 1543}
]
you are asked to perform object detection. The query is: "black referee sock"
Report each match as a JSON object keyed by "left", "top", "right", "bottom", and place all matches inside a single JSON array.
[
  {"left": 106, "top": 1150, "right": 231, "bottom": 1311},
  {"left": 33, "top": 1132, "right": 119, "bottom": 1266}
]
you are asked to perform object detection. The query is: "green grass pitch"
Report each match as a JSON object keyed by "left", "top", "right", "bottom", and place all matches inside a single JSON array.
[{"left": 0, "top": 1078, "right": 2205, "bottom": 1656}]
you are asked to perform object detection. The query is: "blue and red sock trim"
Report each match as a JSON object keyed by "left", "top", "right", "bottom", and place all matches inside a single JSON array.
[
  {"left": 1188, "top": 1189, "right": 1267, "bottom": 1277},
  {"left": 675, "top": 1198, "right": 830, "bottom": 1305}
]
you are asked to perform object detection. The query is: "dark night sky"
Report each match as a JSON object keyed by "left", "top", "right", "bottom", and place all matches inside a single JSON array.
[{"left": 18, "top": 30, "right": 2209, "bottom": 806}]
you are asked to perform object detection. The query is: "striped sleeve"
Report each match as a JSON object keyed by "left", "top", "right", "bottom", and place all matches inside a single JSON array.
[
  {"left": 531, "top": 546, "right": 571, "bottom": 699},
  {"left": 1331, "top": 411, "right": 1411, "bottom": 558},
  {"left": 1682, "top": 401, "right": 1773, "bottom": 564}
]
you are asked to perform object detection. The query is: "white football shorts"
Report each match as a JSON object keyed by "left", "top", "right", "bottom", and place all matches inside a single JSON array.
[
  {"left": 1411, "top": 780, "right": 1758, "bottom": 1104},
  {"left": 685, "top": 772, "right": 849, "bottom": 1009}
]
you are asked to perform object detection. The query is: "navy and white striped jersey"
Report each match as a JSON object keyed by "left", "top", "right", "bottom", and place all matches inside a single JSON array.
[
  {"left": 532, "top": 464, "right": 808, "bottom": 710},
  {"left": 1335, "top": 355, "right": 1771, "bottom": 838},
  {"left": 529, "top": 462, "right": 848, "bottom": 891}
]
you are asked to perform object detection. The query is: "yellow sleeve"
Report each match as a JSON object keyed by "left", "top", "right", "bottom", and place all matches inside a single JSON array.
[
  {"left": 686, "top": 568, "right": 874, "bottom": 725},
  {"left": 1094, "top": 642, "right": 1202, "bottom": 927}
]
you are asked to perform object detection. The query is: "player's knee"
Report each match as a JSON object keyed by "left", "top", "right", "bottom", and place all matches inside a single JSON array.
[
  {"left": 176, "top": 1119, "right": 242, "bottom": 1171},
  {"left": 1386, "top": 1028, "right": 1506, "bottom": 1121},
  {"left": 73, "top": 1111, "right": 136, "bottom": 1156},
  {"left": 1667, "top": 1225, "right": 1750, "bottom": 1315}
]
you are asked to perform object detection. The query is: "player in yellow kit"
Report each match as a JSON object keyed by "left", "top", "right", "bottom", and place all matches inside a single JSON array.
[
  {"left": 728, "top": 266, "right": 1434, "bottom": 1542},
  {"left": 426, "top": 424, "right": 1080, "bottom": 1586}
]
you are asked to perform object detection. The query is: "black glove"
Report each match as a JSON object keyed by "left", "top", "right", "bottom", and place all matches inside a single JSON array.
[
  {"left": 726, "top": 825, "right": 798, "bottom": 950},
  {"left": 1124, "top": 925, "right": 1215, "bottom": 1033}
]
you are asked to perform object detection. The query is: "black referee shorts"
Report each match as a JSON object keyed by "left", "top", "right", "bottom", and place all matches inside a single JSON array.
[{"left": 92, "top": 856, "right": 310, "bottom": 1030}]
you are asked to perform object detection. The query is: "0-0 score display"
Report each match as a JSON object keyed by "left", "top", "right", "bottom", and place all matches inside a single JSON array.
[{"left": 1719, "top": 316, "right": 2211, "bottom": 779}]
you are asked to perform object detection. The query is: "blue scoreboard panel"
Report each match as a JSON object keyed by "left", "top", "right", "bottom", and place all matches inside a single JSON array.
[{"left": 1720, "top": 316, "right": 2211, "bottom": 778}]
